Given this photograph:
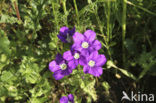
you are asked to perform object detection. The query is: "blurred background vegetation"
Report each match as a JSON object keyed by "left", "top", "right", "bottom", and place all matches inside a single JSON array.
[{"left": 0, "top": 0, "right": 156, "bottom": 103}]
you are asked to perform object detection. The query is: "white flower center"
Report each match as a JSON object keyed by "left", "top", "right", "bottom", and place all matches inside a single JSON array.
[
  {"left": 59, "top": 63, "right": 67, "bottom": 70},
  {"left": 88, "top": 60, "right": 95, "bottom": 67},
  {"left": 74, "top": 53, "right": 80, "bottom": 59},
  {"left": 81, "top": 42, "right": 89, "bottom": 48}
]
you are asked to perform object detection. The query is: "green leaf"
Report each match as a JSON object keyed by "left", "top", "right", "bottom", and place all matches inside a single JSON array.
[
  {"left": 148, "top": 64, "right": 156, "bottom": 76},
  {"left": 25, "top": 71, "right": 40, "bottom": 84},
  {"left": 107, "top": 60, "right": 136, "bottom": 80},
  {"left": 19, "top": 57, "right": 41, "bottom": 84},
  {"left": 0, "top": 54, "right": 9, "bottom": 72},
  {"left": 0, "top": 30, "right": 11, "bottom": 55},
  {"left": 137, "top": 52, "right": 156, "bottom": 79},
  {"left": 118, "top": 68, "right": 136, "bottom": 80},
  {"left": 109, "top": 41, "right": 117, "bottom": 47},
  {"left": 0, "top": 85, "right": 8, "bottom": 97},
  {"left": 49, "top": 42, "right": 57, "bottom": 50},
  {"left": 0, "top": 14, "right": 18, "bottom": 24},
  {"left": 7, "top": 86, "right": 18, "bottom": 97},
  {"left": 1, "top": 71, "right": 14, "bottom": 82},
  {"left": 106, "top": 60, "right": 118, "bottom": 69},
  {"left": 124, "top": 39, "right": 137, "bottom": 55},
  {"left": 29, "top": 98, "right": 40, "bottom": 103},
  {"left": 102, "top": 81, "right": 110, "bottom": 91},
  {"left": 81, "top": 79, "right": 97, "bottom": 101}
]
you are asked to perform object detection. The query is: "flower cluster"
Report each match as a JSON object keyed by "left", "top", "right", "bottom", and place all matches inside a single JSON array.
[
  {"left": 49, "top": 26, "right": 107, "bottom": 80},
  {"left": 49, "top": 26, "right": 107, "bottom": 102}
]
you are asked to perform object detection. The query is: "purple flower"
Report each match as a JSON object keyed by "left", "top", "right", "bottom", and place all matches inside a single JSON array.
[
  {"left": 57, "top": 26, "right": 75, "bottom": 43},
  {"left": 72, "top": 30, "right": 101, "bottom": 55},
  {"left": 63, "top": 49, "right": 86, "bottom": 69},
  {"left": 49, "top": 54, "right": 72, "bottom": 80},
  {"left": 60, "top": 94, "right": 74, "bottom": 103},
  {"left": 82, "top": 51, "right": 106, "bottom": 77}
]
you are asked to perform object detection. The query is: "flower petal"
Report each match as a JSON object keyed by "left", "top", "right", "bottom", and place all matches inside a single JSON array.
[
  {"left": 79, "top": 55, "right": 87, "bottom": 66},
  {"left": 62, "top": 68, "right": 72, "bottom": 76},
  {"left": 53, "top": 70, "right": 65, "bottom": 80},
  {"left": 83, "top": 65, "right": 90, "bottom": 73},
  {"left": 49, "top": 61, "right": 60, "bottom": 72},
  {"left": 95, "top": 54, "right": 107, "bottom": 66},
  {"left": 68, "top": 60, "right": 78, "bottom": 69},
  {"left": 80, "top": 49, "right": 90, "bottom": 56},
  {"left": 68, "top": 94, "right": 74, "bottom": 102},
  {"left": 84, "top": 30, "right": 96, "bottom": 42},
  {"left": 92, "top": 40, "right": 101, "bottom": 51},
  {"left": 72, "top": 42, "right": 82, "bottom": 51},
  {"left": 88, "top": 67, "right": 103, "bottom": 77},
  {"left": 60, "top": 26, "right": 69, "bottom": 36},
  {"left": 63, "top": 50, "right": 74, "bottom": 61},
  {"left": 89, "top": 51, "right": 99, "bottom": 60},
  {"left": 60, "top": 96, "right": 68, "bottom": 103},
  {"left": 73, "top": 32, "right": 84, "bottom": 43},
  {"left": 69, "top": 27, "right": 76, "bottom": 36},
  {"left": 55, "top": 54, "right": 64, "bottom": 64},
  {"left": 57, "top": 34, "right": 67, "bottom": 43}
]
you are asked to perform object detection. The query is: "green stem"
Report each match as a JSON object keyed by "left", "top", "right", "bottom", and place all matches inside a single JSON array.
[
  {"left": 122, "top": 0, "right": 127, "bottom": 67},
  {"left": 73, "top": 0, "right": 79, "bottom": 25},
  {"left": 63, "top": 0, "right": 68, "bottom": 26},
  {"left": 107, "top": 1, "right": 110, "bottom": 43},
  {"left": 14, "top": 1, "right": 21, "bottom": 20},
  {"left": 145, "top": 34, "right": 152, "bottom": 49},
  {"left": 95, "top": 11, "right": 103, "bottom": 33},
  {"left": 127, "top": 1, "right": 156, "bottom": 16},
  {"left": 94, "top": 4, "right": 112, "bottom": 60},
  {"left": 52, "top": 2, "right": 59, "bottom": 31},
  {"left": 105, "top": 1, "right": 112, "bottom": 60}
]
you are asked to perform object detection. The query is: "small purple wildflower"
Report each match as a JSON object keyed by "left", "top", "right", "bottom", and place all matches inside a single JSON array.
[
  {"left": 63, "top": 49, "right": 86, "bottom": 69},
  {"left": 49, "top": 54, "right": 72, "bottom": 80},
  {"left": 60, "top": 94, "right": 74, "bottom": 103},
  {"left": 72, "top": 30, "right": 101, "bottom": 55},
  {"left": 82, "top": 51, "right": 106, "bottom": 77},
  {"left": 57, "top": 26, "right": 75, "bottom": 43}
]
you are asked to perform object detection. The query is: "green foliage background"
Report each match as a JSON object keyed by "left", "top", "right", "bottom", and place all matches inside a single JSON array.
[{"left": 0, "top": 0, "right": 156, "bottom": 103}]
